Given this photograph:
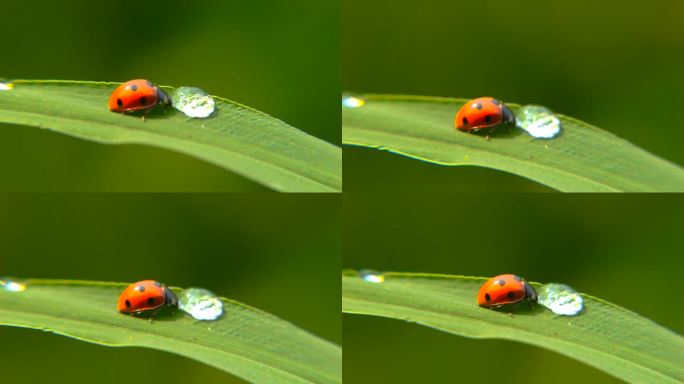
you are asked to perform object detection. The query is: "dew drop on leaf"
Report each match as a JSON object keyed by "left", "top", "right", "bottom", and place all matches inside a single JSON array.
[
  {"left": 358, "top": 269, "right": 385, "bottom": 283},
  {"left": 538, "top": 283, "right": 584, "bottom": 316},
  {"left": 342, "top": 96, "right": 366, "bottom": 108},
  {"left": 0, "top": 79, "right": 14, "bottom": 91},
  {"left": 178, "top": 288, "right": 224, "bottom": 321},
  {"left": 0, "top": 277, "right": 27, "bottom": 292},
  {"left": 516, "top": 105, "right": 562, "bottom": 139},
  {"left": 171, "top": 87, "right": 216, "bottom": 118}
]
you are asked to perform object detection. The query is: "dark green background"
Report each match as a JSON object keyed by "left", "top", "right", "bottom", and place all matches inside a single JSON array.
[
  {"left": 0, "top": 0, "right": 339, "bottom": 192},
  {"left": 343, "top": 0, "right": 684, "bottom": 192},
  {"left": 0, "top": 195, "right": 340, "bottom": 383},
  {"left": 343, "top": 194, "right": 684, "bottom": 383}
]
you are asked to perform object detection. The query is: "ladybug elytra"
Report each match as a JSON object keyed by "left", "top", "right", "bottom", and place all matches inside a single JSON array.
[
  {"left": 455, "top": 97, "right": 515, "bottom": 132},
  {"left": 117, "top": 280, "right": 178, "bottom": 317},
  {"left": 108, "top": 79, "right": 171, "bottom": 116},
  {"left": 477, "top": 274, "right": 537, "bottom": 308}
]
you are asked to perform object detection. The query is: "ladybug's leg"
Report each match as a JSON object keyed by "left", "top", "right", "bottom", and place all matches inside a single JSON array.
[
  {"left": 508, "top": 301, "right": 525, "bottom": 316},
  {"left": 148, "top": 307, "right": 162, "bottom": 323}
]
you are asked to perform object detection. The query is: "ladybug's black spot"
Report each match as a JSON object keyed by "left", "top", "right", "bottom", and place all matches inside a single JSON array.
[
  {"left": 135, "top": 285, "right": 145, "bottom": 292},
  {"left": 495, "top": 279, "right": 506, "bottom": 286},
  {"left": 491, "top": 99, "right": 500, "bottom": 105},
  {"left": 116, "top": 98, "right": 123, "bottom": 107},
  {"left": 473, "top": 102, "right": 483, "bottom": 110},
  {"left": 507, "top": 291, "right": 516, "bottom": 300},
  {"left": 147, "top": 297, "right": 156, "bottom": 306},
  {"left": 513, "top": 276, "right": 522, "bottom": 282},
  {"left": 153, "top": 281, "right": 162, "bottom": 288},
  {"left": 485, "top": 293, "right": 491, "bottom": 302},
  {"left": 139, "top": 97, "right": 147, "bottom": 106},
  {"left": 130, "top": 84, "right": 138, "bottom": 91},
  {"left": 462, "top": 117, "right": 469, "bottom": 126},
  {"left": 125, "top": 300, "right": 131, "bottom": 309},
  {"left": 146, "top": 80, "right": 154, "bottom": 87},
  {"left": 485, "top": 115, "right": 493, "bottom": 124}
]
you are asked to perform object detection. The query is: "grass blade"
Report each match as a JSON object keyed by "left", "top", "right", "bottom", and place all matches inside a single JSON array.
[
  {"left": 342, "top": 271, "right": 684, "bottom": 384},
  {"left": 0, "top": 80, "right": 342, "bottom": 192},
  {"left": 342, "top": 94, "right": 684, "bottom": 192},
  {"left": 0, "top": 279, "right": 341, "bottom": 384}
]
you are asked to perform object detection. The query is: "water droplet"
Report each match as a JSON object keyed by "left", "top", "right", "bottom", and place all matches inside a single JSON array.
[
  {"left": 342, "top": 96, "right": 366, "bottom": 108},
  {"left": 538, "top": 283, "right": 584, "bottom": 316},
  {"left": 0, "top": 277, "right": 27, "bottom": 292},
  {"left": 516, "top": 105, "right": 562, "bottom": 139},
  {"left": 0, "top": 80, "right": 14, "bottom": 91},
  {"left": 358, "top": 269, "right": 385, "bottom": 283},
  {"left": 178, "top": 288, "right": 224, "bottom": 321},
  {"left": 171, "top": 87, "right": 216, "bottom": 118}
]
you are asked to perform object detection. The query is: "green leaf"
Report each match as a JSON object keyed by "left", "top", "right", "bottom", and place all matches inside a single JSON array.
[
  {"left": 0, "top": 80, "right": 341, "bottom": 192},
  {"left": 342, "top": 271, "right": 684, "bottom": 384},
  {"left": 0, "top": 279, "right": 341, "bottom": 384},
  {"left": 342, "top": 94, "right": 684, "bottom": 192}
]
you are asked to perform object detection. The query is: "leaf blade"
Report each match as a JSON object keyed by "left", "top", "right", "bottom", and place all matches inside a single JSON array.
[
  {"left": 0, "top": 279, "right": 341, "bottom": 384},
  {"left": 0, "top": 80, "right": 342, "bottom": 192},
  {"left": 342, "top": 94, "right": 684, "bottom": 192},
  {"left": 342, "top": 272, "right": 684, "bottom": 384}
]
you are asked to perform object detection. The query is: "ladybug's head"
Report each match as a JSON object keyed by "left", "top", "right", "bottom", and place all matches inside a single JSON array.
[
  {"left": 156, "top": 87, "right": 172, "bottom": 107},
  {"left": 164, "top": 286, "right": 178, "bottom": 308},
  {"left": 501, "top": 103, "right": 516, "bottom": 125},
  {"left": 524, "top": 281, "right": 538, "bottom": 302}
]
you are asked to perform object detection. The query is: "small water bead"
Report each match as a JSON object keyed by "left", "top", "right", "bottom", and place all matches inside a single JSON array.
[
  {"left": 516, "top": 105, "right": 562, "bottom": 139},
  {"left": 358, "top": 269, "right": 385, "bottom": 283},
  {"left": 342, "top": 96, "right": 366, "bottom": 108},
  {"left": 538, "top": 283, "right": 584, "bottom": 316},
  {"left": 178, "top": 288, "right": 224, "bottom": 321},
  {"left": 0, "top": 80, "right": 14, "bottom": 91},
  {"left": 0, "top": 277, "right": 27, "bottom": 292},
  {"left": 172, "top": 87, "right": 216, "bottom": 118}
]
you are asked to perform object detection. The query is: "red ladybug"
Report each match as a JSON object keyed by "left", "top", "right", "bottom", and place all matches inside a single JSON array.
[
  {"left": 108, "top": 79, "right": 171, "bottom": 115},
  {"left": 455, "top": 97, "right": 515, "bottom": 132},
  {"left": 117, "top": 280, "right": 178, "bottom": 316},
  {"left": 477, "top": 274, "right": 537, "bottom": 308}
]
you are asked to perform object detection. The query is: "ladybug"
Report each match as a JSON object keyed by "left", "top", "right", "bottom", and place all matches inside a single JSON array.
[
  {"left": 477, "top": 274, "right": 537, "bottom": 308},
  {"left": 455, "top": 97, "right": 515, "bottom": 132},
  {"left": 117, "top": 280, "right": 178, "bottom": 317},
  {"left": 108, "top": 79, "right": 171, "bottom": 116}
]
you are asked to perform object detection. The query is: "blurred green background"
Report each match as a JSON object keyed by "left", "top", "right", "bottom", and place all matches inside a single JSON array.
[
  {"left": 343, "top": 194, "right": 684, "bottom": 383},
  {"left": 343, "top": 0, "right": 684, "bottom": 192},
  {"left": 0, "top": 194, "right": 340, "bottom": 383},
  {"left": 0, "top": 0, "right": 339, "bottom": 192}
]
